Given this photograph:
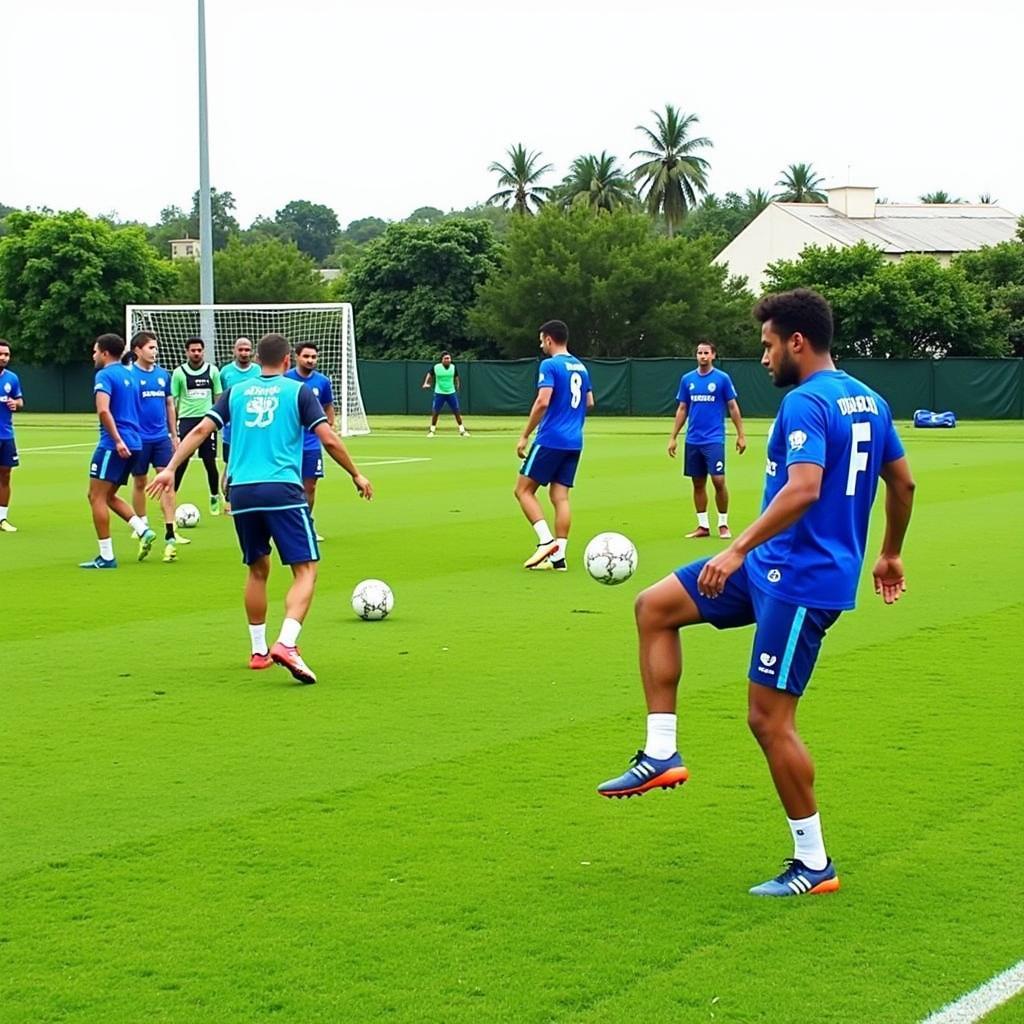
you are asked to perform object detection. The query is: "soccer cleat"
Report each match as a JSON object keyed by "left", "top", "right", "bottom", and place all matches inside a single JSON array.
[
  {"left": 162, "top": 542, "right": 177, "bottom": 563},
  {"left": 427, "top": 428, "right": 436, "bottom": 437},
  {"left": 685, "top": 526, "right": 711, "bottom": 538},
  {"left": 527, "top": 558, "right": 553, "bottom": 570},
  {"left": 270, "top": 642, "right": 317, "bottom": 684},
  {"left": 549, "top": 558, "right": 568, "bottom": 572},
  {"left": 210, "top": 495, "right": 222, "bottom": 516},
  {"left": 137, "top": 528, "right": 157, "bottom": 561},
  {"left": 249, "top": 650, "right": 273, "bottom": 670},
  {"left": 173, "top": 531, "right": 191, "bottom": 545},
  {"left": 719, "top": 525, "right": 732, "bottom": 539},
  {"left": 749, "top": 858, "right": 840, "bottom": 897},
  {"left": 524, "top": 542, "right": 559, "bottom": 568},
  {"left": 79, "top": 555, "right": 118, "bottom": 569},
  {"left": 315, "top": 532, "right": 325, "bottom": 543},
  {"left": 0, "top": 518, "right": 17, "bottom": 533},
  {"left": 597, "top": 750, "right": 689, "bottom": 798},
  {"left": 459, "top": 429, "right": 469, "bottom": 437}
]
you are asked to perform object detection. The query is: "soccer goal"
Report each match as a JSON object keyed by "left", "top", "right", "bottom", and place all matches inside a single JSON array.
[{"left": 124, "top": 303, "right": 370, "bottom": 436}]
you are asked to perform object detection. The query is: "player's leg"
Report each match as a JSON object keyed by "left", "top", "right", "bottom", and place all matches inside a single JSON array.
[
  {"left": 684, "top": 444, "right": 711, "bottom": 537},
  {"left": 450, "top": 395, "right": 467, "bottom": 435},
  {"left": 515, "top": 455, "right": 558, "bottom": 567},
  {"left": 266, "top": 506, "right": 320, "bottom": 683},
  {"left": 232, "top": 511, "right": 273, "bottom": 669},
  {"left": 429, "top": 394, "right": 442, "bottom": 435},
  {"left": 546, "top": 452, "right": 580, "bottom": 571},
  {"left": 0, "top": 462, "right": 14, "bottom": 531},
  {"left": 219, "top": 440, "right": 231, "bottom": 513},
  {"left": 82, "top": 478, "right": 118, "bottom": 567},
  {"left": 710, "top": 474, "right": 731, "bottom": 538},
  {"left": 301, "top": 451, "right": 325, "bottom": 542},
  {"left": 151, "top": 455, "right": 179, "bottom": 560},
  {"left": 200, "top": 433, "right": 221, "bottom": 515},
  {"left": 173, "top": 418, "right": 194, "bottom": 492}
]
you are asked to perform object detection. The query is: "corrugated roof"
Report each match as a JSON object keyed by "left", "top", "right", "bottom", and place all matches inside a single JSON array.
[{"left": 778, "top": 203, "right": 1019, "bottom": 254}]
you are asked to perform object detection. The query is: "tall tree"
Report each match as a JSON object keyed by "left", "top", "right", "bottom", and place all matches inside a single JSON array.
[
  {"left": 188, "top": 188, "right": 240, "bottom": 250},
  {"left": 630, "top": 105, "right": 712, "bottom": 237},
  {"left": 486, "top": 144, "right": 553, "bottom": 215},
  {"left": 405, "top": 206, "right": 445, "bottom": 225},
  {"left": 919, "top": 190, "right": 963, "bottom": 204},
  {"left": 274, "top": 199, "right": 341, "bottom": 263},
  {"left": 556, "top": 152, "right": 636, "bottom": 212},
  {"left": 774, "top": 163, "right": 826, "bottom": 203}
]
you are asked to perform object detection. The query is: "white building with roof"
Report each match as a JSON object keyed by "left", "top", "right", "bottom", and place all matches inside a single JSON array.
[{"left": 715, "top": 186, "right": 1019, "bottom": 292}]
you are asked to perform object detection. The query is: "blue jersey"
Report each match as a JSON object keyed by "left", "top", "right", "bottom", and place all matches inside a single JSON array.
[
  {"left": 0, "top": 369, "right": 22, "bottom": 440},
  {"left": 285, "top": 369, "right": 334, "bottom": 451},
  {"left": 207, "top": 375, "right": 327, "bottom": 488},
  {"left": 747, "top": 370, "right": 905, "bottom": 611},
  {"left": 218, "top": 362, "right": 262, "bottom": 444},
  {"left": 131, "top": 363, "right": 172, "bottom": 442},
  {"left": 677, "top": 368, "right": 737, "bottom": 445},
  {"left": 94, "top": 363, "right": 142, "bottom": 451},
  {"left": 535, "top": 353, "right": 591, "bottom": 451}
]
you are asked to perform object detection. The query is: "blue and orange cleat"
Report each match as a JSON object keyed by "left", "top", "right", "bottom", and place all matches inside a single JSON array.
[
  {"left": 748, "top": 858, "right": 840, "bottom": 897},
  {"left": 597, "top": 750, "right": 689, "bottom": 798},
  {"left": 79, "top": 556, "right": 118, "bottom": 570}
]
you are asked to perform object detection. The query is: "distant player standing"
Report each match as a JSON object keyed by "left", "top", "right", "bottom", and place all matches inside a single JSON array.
[
  {"left": 218, "top": 337, "right": 260, "bottom": 510},
  {"left": 128, "top": 331, "right": 182, "bottom": 563},
  {"left": 171, "top": 337, "right": 222, "bottom": 515},
  {"left": 285, "top": 342, "right": 334, "bottom": 542},
  {"left": 81, "top": 334, "right": 156, "bottom": 569},
  {"left": 598, "top": 289, "right": 916, "bottom": 897},
  {"left": 668, "top": 341, "right": 746, "bottom": 539},
  {"left": 515, "top": 320, "right": 593, "bottom": 572},
  {"left": 148, "top": 333, "right": 373, "bottom": 684},
  {"left": 423, "top": 353, "right": 468, "bottom": 436},
  {"left": 0, "top": 339, "right": 23, "bottom": 533}
]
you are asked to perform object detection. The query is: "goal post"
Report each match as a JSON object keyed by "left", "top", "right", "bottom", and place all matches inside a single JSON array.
[{"left": 124, "top": 303, "right": 370, "bottom": 436}]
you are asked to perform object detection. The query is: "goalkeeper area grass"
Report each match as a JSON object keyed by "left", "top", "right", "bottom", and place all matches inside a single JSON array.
[{"left": 3, "top": 415, "right": 1022, "bottom": 1024}]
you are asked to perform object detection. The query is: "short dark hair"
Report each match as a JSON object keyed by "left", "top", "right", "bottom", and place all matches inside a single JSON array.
[
  {"left": 0, "top": 338, "right": 9, "bottom": 351},
  {"left": 257, "top": 333, "right": 290, "bottom": 366},
  {"left": 96, "top": 333, "right": 126, "bottom": 359},
  {"left": 131, "top": 330, "right": 157, "bottom": 352},
  {"left": 539, "top": 319, "right": 569, "bottom": 343},
  {"left": 185, "top": 336, "right": 205, "bottom": 349},
  {"left": 440, "top": 351, "right": 451, "bottom": 359},
  {"left": 753, "top": 288, "right": 833, "bottom": 353},
  {"left": 696, "top": 339, "right": 717, "bottom": 355},
  {"left": 295, "top": 341, "right": 318, "bottom": 355}
]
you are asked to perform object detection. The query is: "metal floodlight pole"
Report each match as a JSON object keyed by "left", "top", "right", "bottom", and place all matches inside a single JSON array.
[{"left": 197, "top": 0, "right": 216, "bottom": 344}]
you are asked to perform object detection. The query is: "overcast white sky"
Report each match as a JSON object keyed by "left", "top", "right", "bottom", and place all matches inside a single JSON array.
[{"left": 3, "top": 0, "right": 1021, "bottom": 228}]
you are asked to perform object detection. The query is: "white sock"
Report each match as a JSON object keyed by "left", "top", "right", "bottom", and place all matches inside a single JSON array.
[
  {"left": 428, "top": 425, "right": 436, "bottom": 433},
  {"left": 459, "top": 424, "right": 467, "bottom": 434},
  {"left": 0, "top": 505, "right": 7, "bottom": 520},
  {"left": 277, "top": 617, "right": 302, "bottom": 648},
  {"left": 128, "top": 515, "right": 146, "bottom": 536},
  {"left": 788, "top": 812, "right": 828, "bottom": 871},
  {"left": 98, "top": 538, "right": 114, "bottom": 561},
  {"left": 718, "top": 512, "right": 729, "bottom": 527},
  {"left": 697, "top": 511, "right": 710, "bottom": 530},
  {"left": 141, "top": 515, "right": 150, "bottom": 530},
  {"left": 645, "top": 713, "right": 677, "bottom": 759},
  {"left": 532, "top": 519, "right": 555, "bottom": 546},
  {"left": 553, "top": 538, "right": 567, "bottom": 561},
  {"left": 248, "top": 622, "right": 268, "bottom": 655}
]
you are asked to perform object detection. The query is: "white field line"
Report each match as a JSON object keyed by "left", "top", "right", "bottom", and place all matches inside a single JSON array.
[
  {"left": 19, "top": 442, "right": 93, "bottom": 453},
  {"left": 357, "top": 457, "right": 431, "bottom": 466},
  {"left": 920, "top": 960, "right": 1024, "bottom": 1023}
]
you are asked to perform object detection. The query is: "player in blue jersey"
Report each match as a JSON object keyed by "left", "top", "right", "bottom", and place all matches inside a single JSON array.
[
  {"left": 0, "top": 339, "right": 24, "bottom": 533},
  {"left": 128, "top": 331, "right": 182, "bottom": 563},
  {"left": 147, "top": 333, "right": 373, "bottom": 684},
  {"left": 597, "top": 289, "right": 916, "bottom": 897},
  {"left": 515, "top": 320, "right": 594, "bottom": 572},
  {"left": 668, "top": 341, "right": 746, "bottom": 538},
  {"left": 81, "top": 334, "right": 157, "bottom": 569},
  {"left": 285, "top": 342, "right": 334, "bottom": 543},
  {"left": 218, "top": 337, "right": 260, "bottom": 512}
]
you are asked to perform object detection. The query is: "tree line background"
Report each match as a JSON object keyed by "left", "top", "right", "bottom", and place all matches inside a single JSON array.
[{"left": 0, "top": 104, "right": 1021, "bottom": 366}]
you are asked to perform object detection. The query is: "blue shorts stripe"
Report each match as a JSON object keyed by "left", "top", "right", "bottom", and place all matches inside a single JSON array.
[
  {"left": 777, "top": 607, "right": 807, "bottom": 690},
  {"left": 300, "top": 507, "right": 318, "bottom": 561},
  {"left": 100, "top": 450, "right": 111, "bottom": 478},
  {"left": 523, "top": 445, "right": 540, "bottom": 477}
]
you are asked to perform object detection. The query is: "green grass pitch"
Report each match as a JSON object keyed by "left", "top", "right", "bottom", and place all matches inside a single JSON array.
[{"left": 3, "top": 414, "right": 1022, "bottom": 1023}]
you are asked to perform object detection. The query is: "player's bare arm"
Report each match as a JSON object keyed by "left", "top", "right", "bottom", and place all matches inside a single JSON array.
[
  {"left": 165, "top": 396, "right": 179, "bottom": 450},
  {"left": 315, "top": 422, "right": 372, "bottom": 499},
  {"left": 3, "top": 395, "right": 23, "bottom": 412},
  {"left": 147, "top": 419, "right": 216, "bottom": 495},
  {"left": 728, "top": 399, "right": 747, "bottom": 454},
  {"left": 873, "top": 456, "right": 915, "bottom": 604},
  {"left": 421, "top": 372, "right": 434, "bottom": 390},
  {"left": 516, "top": 388, "right": 552, "bottom": 458},
  {"left": 697, "top": 462, "right": 823, "bottom": 598},
  {"left": 95, "top": 392, "right": 130, "bottom": 458},
  {"left": 667, "top": 403, "right": 689, "bottom": 457}
]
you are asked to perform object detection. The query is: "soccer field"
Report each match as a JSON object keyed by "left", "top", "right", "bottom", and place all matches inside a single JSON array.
[{"left": 3, "top": 414, "right": 1023, "bottom": 1024}]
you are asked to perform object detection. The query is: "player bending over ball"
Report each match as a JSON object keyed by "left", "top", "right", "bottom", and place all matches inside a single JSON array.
[
  {"left": 148, "top": 333, "right": 373, "bottom": 685},
  {"left": 598, "top": 289, "right": 916, "bottom": 897},
  {"left": 0, "top": 339, "right": 24, "bottom": 533},
  {"left": 423, "top": 353, "right": 468, "bottom": 436},
  {"left": 515, "top": 320, "right": 593, "bottom": 572}
]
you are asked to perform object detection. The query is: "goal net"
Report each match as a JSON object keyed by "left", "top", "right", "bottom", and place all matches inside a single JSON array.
[{"left": 124, "top": 303, "right": 370, "bottom": 436}]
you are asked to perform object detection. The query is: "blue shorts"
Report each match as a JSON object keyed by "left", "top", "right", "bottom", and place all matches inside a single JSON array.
[
  {"left": 89, "top": 446, "right": 135, "bottom": 487},
  {"left": 520, "top": 445, "right": 581, "bottom": 488},
  {"left": 230, "top": 483, "right": 320, "bottom": 566},
  {"left": 301, "top": 449, "right": 325, "bottom": 480},
  {"left": 0, "top": 438, "right": 18, "bottom": 468},
  {"left": 674, "top": 559, "right": 841, "bottom": 697},
  {"left": 684, "top": 442, "right": 726, "bottom": 478},
  {"left": 131, "top": 438, "right": 173, "bottom": 476},
  {"left": 432, "top": 392, "right": 460, "bottom": 414}
]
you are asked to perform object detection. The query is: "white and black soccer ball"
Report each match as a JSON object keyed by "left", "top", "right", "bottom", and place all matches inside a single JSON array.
[
  {"left": 175, "top": 503, "right": 201, "bottom": 529},
  {"left": 351, "top": 579, "right": 394, "bottom": 621},
  {"left": 583, "top": 532, "right": 638, "bottom": 586}
]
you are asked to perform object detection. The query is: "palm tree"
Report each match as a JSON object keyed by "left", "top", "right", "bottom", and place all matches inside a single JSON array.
[
  {"left": 774, "top": 163, "right": 826, "bottom": 203},
  {"left": 744, "top": 188, "right": 772, "bottom": 216},
  {"left": 978, "top": 192, "right": 997, "bottom": 204},
  {"left": 919, "top": 190, "right": 963, "bottom": 204},
  {"left": 631, "top": 105, "right": 712, "bottom": 237},
  {"left": 558, "top": 152, "right": 636, "bottom": 212},
  {"left": 486, "top": 144, "right": 553, "bottom": 215}
]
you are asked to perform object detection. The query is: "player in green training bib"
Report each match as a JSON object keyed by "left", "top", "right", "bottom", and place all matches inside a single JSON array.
[
  {"left": 170, "top": 336, "right": 223, "bottom": 515},
  {"left": 422, "top": 352, "right": 468, "bottom": 436}
]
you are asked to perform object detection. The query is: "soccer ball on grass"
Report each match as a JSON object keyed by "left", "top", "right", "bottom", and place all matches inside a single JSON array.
[
  {"left": 175, "top": 503, "right": 201, "bottom": 529},
  {"left": 351, "top": 579, "right": 394, "bottom": 620},
  {"left": 583, "top": 532, "right": 638, "bottom": 585}
]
